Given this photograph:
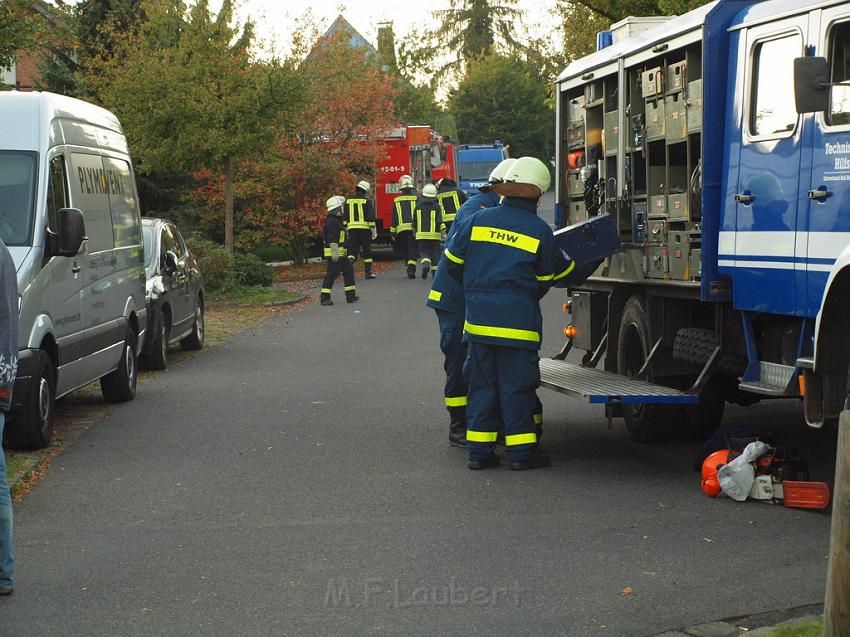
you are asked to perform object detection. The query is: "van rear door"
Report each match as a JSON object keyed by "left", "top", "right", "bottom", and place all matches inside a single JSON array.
[{"left": 805, "top": 9, "right": 850, "bottom": 315}]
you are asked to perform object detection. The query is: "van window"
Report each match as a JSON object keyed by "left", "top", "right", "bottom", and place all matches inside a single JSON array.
[
  {"left": 0, "top": 151, "right": 37, "bottom": 246},
  {"left": 102, "top": 157, "right": 141, "bottom": 248},
  {"left": 46, "top": 155, "right": 68, "bottom": 233},
  {"left": 69, "top": 153, "right": 114, "bottom": 252},
  {"left": 828, "top": 21, "right": 850, "bottom": 126},
  {"left": 750, "top": 33, "right": 802, "bottom": 136}
]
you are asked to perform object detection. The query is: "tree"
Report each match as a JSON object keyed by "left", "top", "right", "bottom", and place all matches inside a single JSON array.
[
  {"left": 568, "top": 0, "right": 708, "bottom": 22},
  {"left": 450, "top": 54, "right": 551, "bottom": 161},
  {"left": 84, "top": 0, "right": 297, "bottom": 253},
  {"left": 400, "top": 0, "right": 528, "bottom": 87},
  {"left": 38, "top": 0, "right": 145, "bottom": 96},
  {"left": 190, "top": 28, "right": 398, "bottom": 263},
  {"left": 0, "top": 0, "right": 39, "bottom": 72}
]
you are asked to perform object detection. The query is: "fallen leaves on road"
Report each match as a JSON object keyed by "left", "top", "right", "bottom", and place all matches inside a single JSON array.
[{"left": 619, "top": 587, "right": 635, "bottom": 596}]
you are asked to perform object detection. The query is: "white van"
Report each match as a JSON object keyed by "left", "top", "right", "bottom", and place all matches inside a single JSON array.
[{"left": 0, "top": 91, "right": 147, "bottom": 449}]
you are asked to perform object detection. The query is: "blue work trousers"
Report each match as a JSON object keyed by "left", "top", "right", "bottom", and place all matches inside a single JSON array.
[
  {"left": 0, "top": 412, "right": 14, "bottom": 589},
  {"left": 465, "top": 342, "right": 541, "bottom": 463},
  {"left": 436, "top": 310, "right": 467, "bottom": 409}
]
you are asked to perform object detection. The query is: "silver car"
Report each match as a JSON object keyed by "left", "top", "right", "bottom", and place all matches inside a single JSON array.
[{"left": 140, "top": 219, "right": 204, "bottom": 369}]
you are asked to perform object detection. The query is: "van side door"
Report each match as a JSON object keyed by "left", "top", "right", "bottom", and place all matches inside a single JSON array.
[
  {"left": 164, "top": 223, "right": 192, "bottom": 333},
  {"left": 730, "top": 16, "right": 808, "bottom": 316},
  {"left": 45, "top": 153, "right": 86, "bottom": 395},
  {"left": 805, "top": 9, "right": 850, "bottom": 315}
]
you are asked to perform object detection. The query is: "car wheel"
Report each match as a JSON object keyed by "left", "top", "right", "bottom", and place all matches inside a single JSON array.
[
  {"left": 5, "top": 350, "right": 55, "bottom": 450},
  {"left": 142, "top": 308, "right": 169, "bottom": 371},
  {"left": 180, "top": 296, "right": 204, "bottom": 351},
  {"left": 101, "top": 328, "right": 138, "bottom": 403}
]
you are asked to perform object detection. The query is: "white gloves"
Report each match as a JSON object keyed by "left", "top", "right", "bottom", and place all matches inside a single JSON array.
[
  {"left": 371, "top": 227, "right": 378, "bottom": 240},
  {"left": 330, "top": 243, "right": 340, "bottom": 262}
]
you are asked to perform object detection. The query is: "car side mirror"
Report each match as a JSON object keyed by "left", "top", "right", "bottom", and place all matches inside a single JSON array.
[
  {"left": 164, "top": 250, "right": 178, "bottom": 272},
  {"left": 56, "top": 208, "right": 86, "bottom": 257},
  {"left": 794, "top": 56, "right": 831, "bottom": 114}
]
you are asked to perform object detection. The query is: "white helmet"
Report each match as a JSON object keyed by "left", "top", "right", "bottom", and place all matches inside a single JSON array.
[
  {"left": 496, "top": 156, "right": 551, "bottom": 198},
  {"left": 489, "top": 158, "right": 517, "bottom": 184},
  {"left": 326, "top": 195, "right": 346, "bottom": 213},
  {"left": 422, "top": 183, "right": 438, "bottom": 198},
  {"left": 399, "top": 174, "right": 414, "bottom": 189},
  {"left": 357, "top": 180, "right": 371, "bottom": 193}
]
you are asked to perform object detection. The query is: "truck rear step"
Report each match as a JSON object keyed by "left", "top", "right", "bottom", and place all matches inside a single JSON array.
[{"left": 539, "top": 359, "right": 699, "bottom": 405}]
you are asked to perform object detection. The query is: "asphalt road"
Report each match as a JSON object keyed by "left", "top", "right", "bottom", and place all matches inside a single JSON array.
[{"left": 1, "top": 204, "right": 838, "bottom": 636}]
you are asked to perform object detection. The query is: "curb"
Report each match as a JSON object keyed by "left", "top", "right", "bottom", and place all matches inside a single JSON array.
[{"left": 651, "top": 604, "right": 823, "bottom": 636}]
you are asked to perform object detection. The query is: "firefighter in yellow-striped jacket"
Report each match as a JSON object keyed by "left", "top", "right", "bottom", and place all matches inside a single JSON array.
[
  {"left": 436, "top": 177, "right": 467, "bottom": 236},
  {"left": 414, "top": 183, "right": 444, "bottom": 279},
  {"left": 391, "top": 174, "right": 418, "bottom": 279},
  {"left": 320, "top": 196, "right": 358, "bottom": 306},
  {"left": 344, "top": 180, "right": 377, "bottom": 279}
]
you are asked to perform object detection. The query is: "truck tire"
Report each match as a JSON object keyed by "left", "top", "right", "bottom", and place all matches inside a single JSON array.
[
  {"left": 180, "top": 295, "right": 204, "bottom": 351},
  {"left": 141, "top": 307, "right": 168, "bottom": 371},
  {"left": 617, "top": 296, "right": 680, "bottom": 443},
  {"left": 5, "top": 350, "right": 55, "bottom": 450},
  {"left": 101, "top": 328, "right": 138, "bottom": 403},
  {"left": 672, "top": 327, "right": 746, "bottom": 376}
]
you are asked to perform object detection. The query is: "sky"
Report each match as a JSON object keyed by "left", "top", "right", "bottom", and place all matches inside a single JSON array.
[{"left": 206, "top": 0, "right": 563, "bottom": 59}]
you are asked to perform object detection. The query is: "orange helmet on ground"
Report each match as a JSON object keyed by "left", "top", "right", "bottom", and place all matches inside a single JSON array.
[{"left": 700, "top": 449, "right": 730, "bottom": 497}]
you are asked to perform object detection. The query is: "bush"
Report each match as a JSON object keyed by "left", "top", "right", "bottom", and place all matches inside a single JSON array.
[
  {"left": 253, "top": 244, "right": 293, "bottom": 263},
  {"left": 233, "top": 252, "right": 275, "bottom": 287},
  {"left": 185, "top": 235, "right": 234, "bottom": 291}
]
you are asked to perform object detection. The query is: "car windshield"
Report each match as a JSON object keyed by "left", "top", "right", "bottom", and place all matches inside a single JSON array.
[
  {"left": 458, "top": 161, "right": 499, "bottom": 182},
  {"left": 0, "top": 151, "right": 37, "bottom": 246},
  {"left": 142, "top": 225, "right": 154, "bottom": 268}
]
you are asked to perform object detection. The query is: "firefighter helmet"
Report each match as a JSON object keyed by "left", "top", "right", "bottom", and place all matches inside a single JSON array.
[
  {"left": 494, "top": 156, "right": 551, "bottom": 198},
  {"left": 422, "top": 183, "right": 438, "bottom": 198},
  {"left": 399, "top": 175, "right": 414, "bottom": 189},
  {"left": 489, "top": 158, "right": 517, "bottom": 184},
  {"left": 325, "top": 195, "right": 346, "bottom": 213},
  {"left": 357, "top": 180, "right": 371, "bottom": 193}
]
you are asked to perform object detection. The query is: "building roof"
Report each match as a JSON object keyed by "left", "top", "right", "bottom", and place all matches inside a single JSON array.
[{"left": 320, "top": 15, "right": 377, "bottom": 56}]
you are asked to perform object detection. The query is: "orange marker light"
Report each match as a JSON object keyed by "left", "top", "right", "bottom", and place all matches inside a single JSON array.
[{"left": 564, "top": 325, "right": 577, "bottom": 338}]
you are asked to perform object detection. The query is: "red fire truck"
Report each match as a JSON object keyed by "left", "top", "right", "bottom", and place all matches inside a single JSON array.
[{"left": 373, "top": 125, "right": 456, "bottom": 245}]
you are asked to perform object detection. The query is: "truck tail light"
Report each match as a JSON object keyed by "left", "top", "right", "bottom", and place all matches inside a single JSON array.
[{"left": 564, "top": 325, "right": 577, "bottom": 338}]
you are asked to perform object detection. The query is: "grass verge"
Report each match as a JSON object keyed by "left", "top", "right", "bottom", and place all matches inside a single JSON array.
[{"left": 768, "top": 619, "right": 822, "bottom": 636}]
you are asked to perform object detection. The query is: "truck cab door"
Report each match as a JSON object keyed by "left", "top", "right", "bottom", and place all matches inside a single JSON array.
[
  {"left": 805, "top": 9, "right": 850, "bottom": 316},
  {"left": 731, "top": 17, "right": 808, "bottom": 316}
]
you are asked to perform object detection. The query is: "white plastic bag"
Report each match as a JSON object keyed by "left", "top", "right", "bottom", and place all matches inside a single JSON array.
[{"left": 717, "top": 441, "right": 771, "bottom": 501}]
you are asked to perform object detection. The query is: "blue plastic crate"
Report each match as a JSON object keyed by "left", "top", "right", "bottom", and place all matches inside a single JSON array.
[{"left": 553, "top": 214, "right": 621, "bottom": 285}]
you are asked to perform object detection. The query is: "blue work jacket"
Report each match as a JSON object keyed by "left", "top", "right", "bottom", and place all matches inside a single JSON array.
[
  {"left": 426, "top": 190, "right": 501, "bottom": 315},
  {"left": 443, "top": 196, "right": 574, "bottom": 350}
]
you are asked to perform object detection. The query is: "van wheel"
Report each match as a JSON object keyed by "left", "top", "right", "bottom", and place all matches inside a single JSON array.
[
  {"left": 142, "top": 309, "right": 169, "bottom": 371},
  {"left": 617, "top": 296, "right": 680, "bottom": 443},
  {"left": 101, "top": 329, "right": 138, "bottom": 403},
  {"left": 180, "top": 297, "right": 204, "bottom": 351},
  {"left": 6, "top": 350, "right": 55, "bottom": 450}
]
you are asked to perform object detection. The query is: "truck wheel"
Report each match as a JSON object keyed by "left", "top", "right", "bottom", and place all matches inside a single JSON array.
[
  {"left": 101, "top": 328, "right": 138, "bottom": 403},
  {"left": 617, "top": 296, "right": 679, "bottom": 443},
  {"left": 5, "top": 350, "right": 55, "bottom": 450},
  {"left": 673, "top": 327, "right": 746, "bottom": 377},
  {"left": 141, "top": 308, "right": 169, "bottom": 371},
  {"left": 685, "top": 376, "right": 726, "bottom": 441},
  {"left": 180, "top": 296, "right": 204, "bottom": 351}
]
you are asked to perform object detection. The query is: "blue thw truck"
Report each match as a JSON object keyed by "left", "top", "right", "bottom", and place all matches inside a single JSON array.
[
  {"left": 544, "top": 0, "right": 850, "bottom": 441},
  {"left": 455, "top": 142, "right": 509, "bottom": 197}
]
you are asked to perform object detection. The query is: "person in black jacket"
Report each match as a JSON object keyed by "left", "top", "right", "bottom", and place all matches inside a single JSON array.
[
  {"left": 414, "top": 183, "right": 444, "bottom": 279},
  {"left": 344, "top": 180, "right": 377, "bottom": 279},
  {"left": 320, "top": 196, "right": 358, "bottom": 306},
  {"left": 436, "top": 177, "right": 467, "bottom": 236},
  {"left": 391, "top": 174, "right": 418, "bottom": 279},
  {"left": 0, "top": 235, "right": 18, "bottom": 595}
]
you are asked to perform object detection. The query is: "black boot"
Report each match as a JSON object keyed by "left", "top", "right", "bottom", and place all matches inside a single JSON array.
[
  {"left": 365, "top": 264, "right": 376, "bottom": 280},
  {"left": 448, "top": 407, "right": 466, "bottom": 448},
  {"left": 468, "top": 454, "right": 499, "bottom": 470},
  {"left": 407, "top": 264, "right": 416, "bottom": 279},
  {"left": 346, "top": 291, "right": 359, "bottom": 303},
  {"left": 421, "top": 265, "right": 430, "bottom": 279},
  {"left": 320, "top": 295, "right": 333, "bottom": 306},
  {"left": 509, "top": 452, "right": 551, "bottom": 471}
]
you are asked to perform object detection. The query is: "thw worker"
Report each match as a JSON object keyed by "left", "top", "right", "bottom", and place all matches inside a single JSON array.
[{"left": 443, "top": 157, "right": 574, "bottom": 471}]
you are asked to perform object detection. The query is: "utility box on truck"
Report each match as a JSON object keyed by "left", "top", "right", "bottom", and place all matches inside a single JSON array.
[{"left": 544, "top": 0, "right": 850, "bottom": 441}]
